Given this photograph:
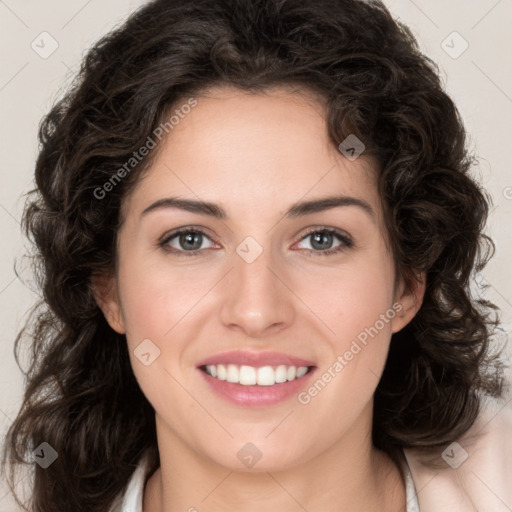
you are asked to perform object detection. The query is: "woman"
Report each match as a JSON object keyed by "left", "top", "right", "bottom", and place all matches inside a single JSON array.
[{"left": 1, "top": 0, "right": 509, "bottom": 511}]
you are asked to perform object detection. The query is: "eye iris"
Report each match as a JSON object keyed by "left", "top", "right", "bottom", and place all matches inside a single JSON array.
[
  {"left": 180, "top": 232, "right": 202, "bottom": 250},
  {"left": 311, "top": 231, "right": 333, "bottom": 250}
]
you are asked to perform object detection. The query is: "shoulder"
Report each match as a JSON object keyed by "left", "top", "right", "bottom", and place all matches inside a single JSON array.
[
  {"left": 404, "top": 395, "right": 512, "bottom": 512},
  {"left": 109, "top": 451, "right": 154, "bottom": 512}
]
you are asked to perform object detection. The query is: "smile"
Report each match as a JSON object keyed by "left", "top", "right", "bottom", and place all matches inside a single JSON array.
[{"left": 201, "top": 364, "right": 312, "bottom": 386}]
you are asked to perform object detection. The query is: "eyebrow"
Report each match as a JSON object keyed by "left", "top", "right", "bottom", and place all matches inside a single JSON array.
[{"left": 141, "top": 195, "right": 375, "bottom": 222}]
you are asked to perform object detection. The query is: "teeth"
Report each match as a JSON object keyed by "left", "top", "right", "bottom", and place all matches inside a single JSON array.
[
  {"left": 239, "top": 365, "right": 256, "bottom": 385},
  {"left": 257, "top": 366, "right": 274, "bottom": 386},
  {"left": 226, "top": 364, "right": 239, "bottom": 383},
  {"left": 217, "top": 364, "right": 227, "bottom": 381},
  {"left": 296, "top": 366, "right": 308, "bottom": 378},
  {"left": 204, "top": 364, "right": 311, "bottom": 385},
  {"left": 275, "top": 365, "right": 288, "bottom": 383}
]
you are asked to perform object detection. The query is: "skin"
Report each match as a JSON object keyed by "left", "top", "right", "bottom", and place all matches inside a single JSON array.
[{"left": 93, "top": 85, "right": 425, "bottom": 512}]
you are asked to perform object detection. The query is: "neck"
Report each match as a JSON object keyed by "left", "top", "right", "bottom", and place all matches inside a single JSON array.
[{"left": 143, "top": 412, "right": 406, "bottom": 512}]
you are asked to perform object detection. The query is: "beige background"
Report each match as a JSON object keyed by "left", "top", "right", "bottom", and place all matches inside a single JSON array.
[{"left": 1, "top": 0, "right": 511, "bottom": 509}]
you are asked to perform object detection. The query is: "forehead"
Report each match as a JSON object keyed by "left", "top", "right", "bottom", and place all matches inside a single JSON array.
[{"left": 121, "top": 86, "right": 384, "bottom": 226}]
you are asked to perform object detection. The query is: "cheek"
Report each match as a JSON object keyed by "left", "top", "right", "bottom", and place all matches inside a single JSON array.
[
  {"left": 295, "top": 262, "right": 397, "bottom": 429},
  {"left": 117, "top": 250, "right": 210, "bottom": 341},
  {"left": 298, "top": 248, "right": 396, "bottom": 404},
  {"left": 115, "top": 259, "right": 193, "bottom": 409},
  {"left": 304, "top": 253, "right": 395, "bottom": 339},
  {"left": 118, "top": 273, "right": 167, "bottom": 342}
]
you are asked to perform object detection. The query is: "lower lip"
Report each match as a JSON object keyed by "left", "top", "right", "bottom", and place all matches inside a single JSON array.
[{"left": 198, "top": 368, "right": 316, "bottom": 407}]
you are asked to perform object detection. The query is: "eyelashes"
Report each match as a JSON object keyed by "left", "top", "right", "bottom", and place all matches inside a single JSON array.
[
  {"left": 297, "top": 228, "right": 353, "bottom": 255},
  {"left": 158, "top": 226, "right": 354, "bottom": 257},
  {"left": 158, "top": 227, "right": 217, "bottom": 256}
]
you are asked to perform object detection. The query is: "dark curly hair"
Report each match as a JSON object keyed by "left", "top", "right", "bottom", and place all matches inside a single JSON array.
[{"left": 1, "top": 0, "right": 506, "bottom": 510}]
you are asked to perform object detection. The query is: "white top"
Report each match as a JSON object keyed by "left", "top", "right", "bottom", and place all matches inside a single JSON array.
[
  {"left": 109, "top": 450, "right": 420, "bottom": 512},
  {"left": 109, "top": 396, "right": 512, "bottom": 512}
]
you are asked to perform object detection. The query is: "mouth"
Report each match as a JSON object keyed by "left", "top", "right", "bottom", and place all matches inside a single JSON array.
[
  {"left": 195, "top": 350, "right": 317, "bottom": 407},
  {"left": 199, "top": 363, "right": 315, "bottom": 386}
]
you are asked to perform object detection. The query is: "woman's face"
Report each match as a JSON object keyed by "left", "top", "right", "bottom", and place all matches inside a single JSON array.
[{"left": 95, "top": 86, "right": 423, "bottom": 471}]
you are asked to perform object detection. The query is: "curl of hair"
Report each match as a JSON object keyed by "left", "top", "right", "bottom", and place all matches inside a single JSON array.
[{"left": 1, "top": 0, "right": 505, "bottom": 510}]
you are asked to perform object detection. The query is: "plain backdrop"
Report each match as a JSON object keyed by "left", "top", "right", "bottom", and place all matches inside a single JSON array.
[{"left": 1, "top": 0, "right": 511, "bottom": 509}]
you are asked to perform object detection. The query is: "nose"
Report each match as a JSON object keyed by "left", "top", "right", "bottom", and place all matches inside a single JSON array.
[{"left": 219, "top": 241, "right": 295, "bottom": 338}]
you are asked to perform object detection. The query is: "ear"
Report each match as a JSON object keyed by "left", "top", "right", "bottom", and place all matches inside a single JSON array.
[
  {"left": 390, "top": 271, "right": 426, "bottom": 334},
  {"left": 90, "top": 273, "right": 126, "bottom": 334}
]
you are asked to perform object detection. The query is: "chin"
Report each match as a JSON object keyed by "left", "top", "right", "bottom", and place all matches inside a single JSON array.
[{"left": 204, "top": 439, "right": 309, "bottom": 473}]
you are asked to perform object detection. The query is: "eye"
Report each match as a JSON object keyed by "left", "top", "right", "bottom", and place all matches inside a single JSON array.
[
  {"left": 159, "top": 227, "right": 217, "bottom": 255},
  {"left": 158, "top": 226, "right": 353, "bottom": 257},
  {"left": 294, "top": 228, "right": 353, "bottom": 256}
]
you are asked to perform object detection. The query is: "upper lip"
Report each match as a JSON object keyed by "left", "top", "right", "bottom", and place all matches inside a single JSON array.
[{"left": 196, "top": 350, "right": 316, "bottom": 368}]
